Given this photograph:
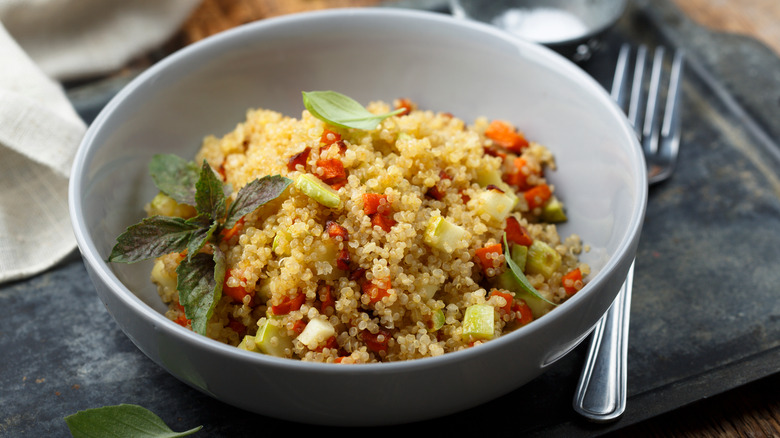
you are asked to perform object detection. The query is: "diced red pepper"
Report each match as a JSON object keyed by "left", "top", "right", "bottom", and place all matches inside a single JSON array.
[
  {"left": 514, "top": 299, "right": 534, "bottom": 326},
  {"left": 524, "top": 183, "right": 552, "bottom": 210},
  {"left": 326, "top": 221, "right": 349, "bottom": 241},
  {"left": 290, "top": 320, "right": 307, "bottom": 335},
  {"left": 561, "top": 268, "right": 583, "bottom": 296},
  {"left": 320, "top": 129, "right": 342, "bottom": 146},
  {"left": 174, "top": 303, "right": 191, "bottom": 328},
  {"left": 227, "top": 317, "right": 247, "bottom": 337},
  {"left": 287, "top": 147, "right": 311, "bottom": 172},
  {"left": 484, "top": 120, "right": 529, "bottom": 152},
  {"left": 504, "top": 157, "right": 538, "bottom": 191},
  {"left": 362, "top": 278, "right": 392, "bottom": 304},
  {"left": 349, "top": 267, "right": 367, "bottom": 282},
  {"left": 484, "top": 146, "right": 508, "bottom": 160},
  {"left": 504, "top": 216, "right": 533, "bottom": 247},
  {"left": 395, "top": 98, "right": 414, "bottom": 116},
  {"left": 270, "top": 292, "right": 305, "bottom": 315},
  {"left": 371, "top": 213, "right": 396, "bottom": 232},
  {"left": 361, "top": 328, "right": 392, "bottom": 353},
  {"left": 425, "top": 184, "right": 446, "bottom": 201},
  {"left": 316, "top": 158, "right": 347, "bottom": 186},
  {"left": 362, "top": 193, "right": 388, "bottom": 216},
  {"left": 475, "top": 243, "right": 503, "bottom": 276},
  {"left": 222, "top": 270, "right": 254, "bottom": 305},
  {"left": 490, "top": 290, "right": 515, "bottom": 314},
  {"left": 220, "top": 217, "right": 245, "bottom": 242},
  {"left": 336, "top": 248, "right": 351, "bottom": 271},
  {"left": 318, "top": 285, "right": 336, "bottom": 315}
]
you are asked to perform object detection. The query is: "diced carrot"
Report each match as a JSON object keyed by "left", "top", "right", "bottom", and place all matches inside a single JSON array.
[
  {"left": 222, "top": 270, "right": 254, "bottom": 305},
  {"left": 504, "top": 216, "right": 533, "bottom": 247},
  {"left": 371, "top": 213, "right": 396, "bottom": 232},
  {"left": 504, "top": 157, "right": 538, "bottom": 191},
  {"left": 318, "top": 285, "right": 336, "bottom": 315},
  {"left": 336, "top": 248, "right": 351, "bottom": 271},
  {"left": 287, "top": 147, "right": 311, "bottom": 172},
  {"left": 475, "top": 243, "right": 503, "bottom": 276},
  {"left": 361, "top": 328, "right": 392, "bottom": 353},
  {"left": 490, "top": 289, "right": 515, "bottom": 313},
  {"left": 326, "top": 221, "right": 349, "bottom": 241},
  {"left": 514, "top": 299, "right": 534, "bottom": 326},
  {"left": 316, "top": 158, "right": 347, "bottom": 184},
  {"left": 561, "top": 268, "right": 583, "bottom": 296},
  {"left": 524, "top": 183, "right": 552, "bottom": 210},
  {"left": 220, "top": 217, "right": 245, "bottom": 242},
  {"left": 484, "top": 146, "right": 507, "bottom": 160},
  {"left": 362, "top": 278, "right": 392, "bottom": 304},
  {"left": 484, "top": 120, "right": 529, "bottom": 152},
  {"left": 270, "top": 292, "right": 305, "bottom": 315},
  {"left": 320, "top": 129, "right": 342, "bottom": 146},
  {"left": 362, "top": 193, "right": 388, "bottom": 215}
]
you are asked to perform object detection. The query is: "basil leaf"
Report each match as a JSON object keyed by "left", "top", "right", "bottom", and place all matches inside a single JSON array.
[
  {"left": 64, "top": 404, "right": 202, "bottom": 438},
  {"left": 176, "top": 250, "right": 225, "bottom": 335},
  {"left": 149, "top": 154, "right": 199, "bottom": 206},
  {"left": 302, "top": 90, "right": 405, "bottom": 130},
  {"left": 502, "top": 234, "right": 557, "bottom": 306},
  {"left": 195, "top": 160, "right": 226, "bottom": 220},
  {"left": 108, "top": 216, "right": 199, "bottom": 263},
  {"left": 184, "top": 215, "right": 218, "bottom": 262},
  {"left": 224, "top": 175, "right": 292, "bottom": 228}
]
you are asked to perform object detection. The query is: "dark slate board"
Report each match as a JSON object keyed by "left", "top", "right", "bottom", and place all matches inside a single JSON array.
[{"left": 2, "top": 1, "right": 779, "bottom": 436}]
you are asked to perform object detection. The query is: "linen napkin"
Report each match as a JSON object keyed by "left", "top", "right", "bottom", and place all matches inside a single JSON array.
[{"left": 0, "top": 0, "right": 198, "bottom": 283}]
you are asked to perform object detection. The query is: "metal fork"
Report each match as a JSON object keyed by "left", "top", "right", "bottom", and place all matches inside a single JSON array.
[{"left": 573, "top": 43, "right": 685, "bottom": 422}]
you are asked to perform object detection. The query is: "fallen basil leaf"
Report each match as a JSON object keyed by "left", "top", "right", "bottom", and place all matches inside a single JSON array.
[
  {"left": 194, "top": 160, "right": 226, "bottom": 220},
  {"left": 64, "top": 404, "right": 202, "bottom": 438},
  {"left": 303, "top": 90, "right": 405, "bottom": 130},
  {"left": 502, "top": 234, "right": 557, "bottom": 306},
  {"left": 224, "top": 175, "right": 292, "bottom": 229},
  {"left": 108, "top": 216, "right": 199, "bottom": 263},
  {"left": 149, "top": 154, "right": 199, "bottom": 207},
  {"left": 177, "top": 250, "right": 225, "bottom": 335}
]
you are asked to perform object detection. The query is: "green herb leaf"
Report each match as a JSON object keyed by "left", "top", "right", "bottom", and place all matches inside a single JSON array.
[
  {"left": 502, "top": 234, "right": 557, "bottom": 306},
  {"left": 302, "top": 90, "right": 405, "bottom": 130},
  {"left": 64, "top": 404, "right": 202, "bottom": 438},
  {"left": 194, "top": 160, "right": 226, "bottom": 220},
  {"left": 108, "top": 216, "right": 199, "bottom": 263},
  {"left": 224, "top": 175, "right": 292, "bottom": 229},
  {"left": 183, "top": 215, "right": 218, "bottom": 262},
  {"left": 149, "top": 154, "right": 200, "bottom": 206},
  {"left": 176, "top": 249, "right": 225, "bottom": 335}
]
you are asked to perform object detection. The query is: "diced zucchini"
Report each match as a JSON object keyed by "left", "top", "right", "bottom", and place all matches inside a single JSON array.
[
  {"left": 249, "top": 320, "right": 294, "bottom": 357},
  {"left": 424, "top": 215, "right": 470, "bottom": 253},
  {"left": 542, "top": 196, "right": 567, "bottom": 223},
  {"left": 418, "top": 283, "right": 440, "bottom": 301},
  {"left": 475, "top": 167, "right": 503, "bottom": 188},
  {"left": 272, "top": 230, "right": 292, "bottom": 256},
  {"left": 297, "top": 318, "right": 336, "bottom": 350},
  {"left": 525, "top": 240, "right": 562, "bottom": 279},
  {"left": 510, "top": 244, "right": 528, "bottom": 272},
  {"left": 146, "top": 192, "right": 197, "bottom": 218},
  {"left": 430, "top": 309, "right": 446, "bottom": 332},
  {"left": 475, "top": 188, "right": 517, "bottom": 222},
  {"left": 462, "top": 304, "right": 495, "bottom": 340},
  {"left": 489, "top": 272, "right": 555, "bottom": 318},
  {"left": 295, "top": 174, "right": 341, "bottom": 208}
]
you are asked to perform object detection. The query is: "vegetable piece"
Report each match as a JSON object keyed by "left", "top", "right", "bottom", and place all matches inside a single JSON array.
[
  {"left": 542, "top": 196, "right": 568, "bottom": 223},
  {"left": 297, "top": 318, "right": 337, "bottom": 350},
  {"left": 64, "top": 404, "right": 202, "bottom": 438},
  {"left": 252, "top": 320, "right": 294, "bottom": 357},
  {"left": 510, "top": 243, "right": 528, "bottom": 272},
  {"left": 423, "top": 215, "right": 470, "bottom": 253},
  {"left": 302, "top": 90, "right": 405, "bottom": 130},
  {"left": 515, "top": 299, "right": 534, "bottom": 326},
  {"left": 295, "top": 173, "right": 341, "bottom": 208},
  {"left": 429, "top": 308, "right": 446, "bottom": 331},
  {"left": 371, "top": 213, "right": 396, "bottom": 232},
  {"left": 219, "top": 217, "right": 244, "bottom": 242},
  {"left": 501, "top": 234, "right": 557, "bottom": 310},
  {"left": 287, "top": 147, "right": 311, "bottom": 172},
  {"left": 222, "top": 269, "right": 253, "bottom": 304},
  {"left": 561, "top": 268, "right": 583, "bottom": 296},
  {"left": 462, "top": 304, "right": 495, "bottom": 340},
  {"left": 362, "top": 193, "right": 389, "bottom": 215},
  {"left": 320, "top": 128, "right": 342, "bottom": 146},
  {"left": 361, "top": 328, "right": 392, "bottom": 353},
  {"left": 525, "top": 240, "right": 562, "bottom": 279},
  {"left": 475, "top": 187, "right": 517, "bottom": 222},
  {"left": 504, "top": 216, "right": 533, "bottom": 247},
  {"left": 362, "top": 278, "right": 392, "bottom": 304},
  {"left": 394, "top": 97, "right": 414, "bottom": 116},
  {"left": 270, "top": 292, "right": 305, "bottom": 315},
  {"left": 489, "top": 290, "right": 515, "bottom": 313},
  {"left": 524, "top": 183, "right": 552, "bottom": 210},
  {"left": 147, "top": 192, "right": 197, "bottom": 219},
  {"left": 475, "top": 243, "right": 503, "bottom": 277},
  {"left": 272, "top": 230, "right": 292, "bottom": 256},
  {"left": 316, "top": 157, "right": 347, "bottom": 186},
  {"left": 326, "top": 221, "right": 349, "bottom": 241},
  {"left": 484, "top": 120, "right": 529, "bottom": 152}
]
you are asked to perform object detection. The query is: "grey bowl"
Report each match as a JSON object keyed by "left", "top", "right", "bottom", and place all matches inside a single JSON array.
[{"left": 69, "top": 8, "right": 645, "bottom": 426}]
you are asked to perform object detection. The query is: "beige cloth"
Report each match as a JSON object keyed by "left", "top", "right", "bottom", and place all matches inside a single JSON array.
[{"left": 0, "top": 0, "right": 198, "bottom": 283}]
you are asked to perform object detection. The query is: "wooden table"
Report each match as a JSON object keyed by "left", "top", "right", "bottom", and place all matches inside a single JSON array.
[{"left": 165, "top": 1, "right": 780, "bottom": 436}]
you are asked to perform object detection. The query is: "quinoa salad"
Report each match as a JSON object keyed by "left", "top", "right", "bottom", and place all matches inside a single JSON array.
[{"left": 116, "top": 93, "right": 589, "bottom": 364}]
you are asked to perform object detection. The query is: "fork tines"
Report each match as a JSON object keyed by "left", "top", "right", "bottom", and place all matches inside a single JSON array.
[{"left": 611, "top": 44, "right": 685, "bottom": 185}]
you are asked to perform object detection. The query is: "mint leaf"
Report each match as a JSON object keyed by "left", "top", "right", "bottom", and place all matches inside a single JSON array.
[
  {"left": 64, "top": 404, "right": 202, "bottom": 438},
  {"left": 108, "top": 216, "right": 199, "bottom": 263},
  {"left": 303, "top": 90, "right": 404, "bottom": 130},
  {"left": 224, "top": 175, "right": 292, "bottom": 228},
  {"left": 184, "top": 215, "right": 218, "bottom": 262},
  {"left": 502, "top": 234, "right": 557, "bottom": 306},
  {"left": 149, "top": 154, "right": 199, "bottom": 206},
  {"left": 194, "top": 160, "right": 226, "bottom": 220},
  {"left": 176, "top": 249, "right": 225, "bottom": 335}
]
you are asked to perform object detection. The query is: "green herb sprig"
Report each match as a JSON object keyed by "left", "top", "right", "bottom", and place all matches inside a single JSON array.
[
  {"left": 108, "top": 154, "right": 292, "bottom": 334},
  {"left": 64, "top": 404, "right": 202, "bottom": 438},
  {"left": 502, "top": 233, "right": 557, "bottom": 306},
  {"left": 302, "top": 90, "right": 405, "bottom": 130}
]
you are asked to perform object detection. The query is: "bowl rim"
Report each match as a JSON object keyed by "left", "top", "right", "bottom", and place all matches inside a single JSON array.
[{"left": 68, "top": 7, "right": 647, "bottom": 374}]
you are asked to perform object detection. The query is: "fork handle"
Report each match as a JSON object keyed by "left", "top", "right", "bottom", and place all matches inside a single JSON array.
[{"left": 573, "top": 260, "right": 634, "bottom": 422}]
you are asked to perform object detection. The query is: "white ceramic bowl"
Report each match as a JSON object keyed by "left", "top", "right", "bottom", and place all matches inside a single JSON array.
[{"left": 69, "top": 8, "right": 645, "bottom": 426}]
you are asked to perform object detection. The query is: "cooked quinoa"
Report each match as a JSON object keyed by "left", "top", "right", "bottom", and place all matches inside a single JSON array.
[{"left": 148, "top": 98, "right": 589, "bottom": 363}]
